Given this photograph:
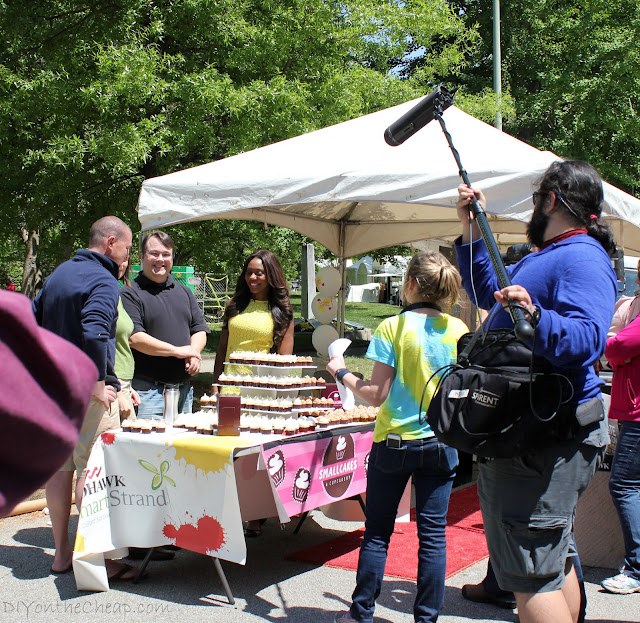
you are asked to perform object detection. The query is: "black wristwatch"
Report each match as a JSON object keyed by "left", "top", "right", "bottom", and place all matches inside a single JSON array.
[{"left": 335, "top": 368, "right": 350, "bottom": 383}]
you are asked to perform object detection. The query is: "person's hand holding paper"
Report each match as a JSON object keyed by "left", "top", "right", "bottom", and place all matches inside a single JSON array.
[{"left": 327, "top": 338, "right": 355, "bottom": 410}]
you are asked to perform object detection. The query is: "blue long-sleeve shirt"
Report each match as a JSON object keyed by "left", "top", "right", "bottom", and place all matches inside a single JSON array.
[
  {"left": 32, "top": 249, "right": 120, "bottom": 386},
  {"left": 455, "top": 234, "right": 616, "bottom": 405}
]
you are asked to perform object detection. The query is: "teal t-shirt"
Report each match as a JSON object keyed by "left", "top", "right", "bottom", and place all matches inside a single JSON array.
[{"left": 366, "top": 311, "right": 468, "bottom": 443}]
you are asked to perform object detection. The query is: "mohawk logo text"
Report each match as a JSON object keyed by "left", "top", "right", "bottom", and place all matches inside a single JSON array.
[
  {"left": 83, "top": 474, "right": 125, "bottom": 497},
  {"left": 85, "top": 467, "right": 102, "bottom": 480}
]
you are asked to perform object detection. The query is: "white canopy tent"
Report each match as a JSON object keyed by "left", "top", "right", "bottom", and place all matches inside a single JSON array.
[{"left": 138, "top": 97, "right": 640, "bottom": 330}]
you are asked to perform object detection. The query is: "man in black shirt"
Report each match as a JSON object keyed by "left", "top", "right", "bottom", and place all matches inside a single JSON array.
[{"left": 121, "top": 231, "right": 209, "bottom": 419}]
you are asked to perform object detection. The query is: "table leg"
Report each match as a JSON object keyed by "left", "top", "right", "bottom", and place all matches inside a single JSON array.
[
  {"left": 213, "top": 557, "right": 235, "bottom": 604},
  {"left": 293, "top": 511, "right": 310, "bottom": 535},
  {"left": 133, "top": 548, "right": 155, "bottom": 584}
]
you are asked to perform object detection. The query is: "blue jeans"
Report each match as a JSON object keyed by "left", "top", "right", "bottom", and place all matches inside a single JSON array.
[
  {"left": 132, "top": 378, "right": 194, "bottom": 420},
  {"left": 609, "top": 420, "right": 640, "bottom": 579},
  {"left": 350, "top": 439, "right": 458, "bottom": 623}
]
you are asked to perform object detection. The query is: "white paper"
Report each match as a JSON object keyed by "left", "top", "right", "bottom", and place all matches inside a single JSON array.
[
  {"left": 328, "top": 338, "right": 352, "bottom": 358},
  {"left": 328, "top": 338, "right": 355, "bottom": 410}
]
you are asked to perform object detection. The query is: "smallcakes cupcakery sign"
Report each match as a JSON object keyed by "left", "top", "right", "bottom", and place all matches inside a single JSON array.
[{"left": 260, "top": 428, "right": 373, "bottom": 516}]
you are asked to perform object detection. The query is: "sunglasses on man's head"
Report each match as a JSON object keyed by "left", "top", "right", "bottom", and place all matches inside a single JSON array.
[{"left": 532, "top": 191, "right": 581, "bottom": 221}]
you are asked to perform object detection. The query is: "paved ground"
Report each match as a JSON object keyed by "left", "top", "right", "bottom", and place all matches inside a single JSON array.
[
  {"left": 5, "top": 357, "right": 636, "bottom": 621},
  {"left": 1, "top": 503, "right": 638, "bottom": 623}
]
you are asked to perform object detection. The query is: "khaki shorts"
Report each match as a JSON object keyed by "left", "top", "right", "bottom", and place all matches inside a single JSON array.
[
  {"left": 60, "top": 396, "right": 119, "bottom": 477},
  {"left": 478, "top": 439, "right": 601, "bottom": 594},
  {"left": 118, "top": 379, "right": 136, "bottom": 422}
]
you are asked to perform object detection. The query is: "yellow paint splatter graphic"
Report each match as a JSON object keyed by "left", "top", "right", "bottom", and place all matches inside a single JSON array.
[
  {"left": 169, "top": 436, "right": 252, "bottom": 475},
  {"left": 74, "top": 532, "right": 86, "bottom": 553}
]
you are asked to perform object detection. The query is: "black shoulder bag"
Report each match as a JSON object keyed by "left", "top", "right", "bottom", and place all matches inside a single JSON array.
[{"left": 424, "top": 314, "right": 572, "bottom": 459}]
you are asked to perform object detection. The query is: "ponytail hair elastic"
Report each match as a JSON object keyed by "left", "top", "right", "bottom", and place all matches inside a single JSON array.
[{"left": 590, "top": 214, "right": 598, "bottom": 220}]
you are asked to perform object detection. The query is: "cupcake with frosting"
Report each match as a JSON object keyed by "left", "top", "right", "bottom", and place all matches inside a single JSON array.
[
  {"left": 292, "top": 467, "right": 311, "bottom": 503},
  {"left": 267, "top": 449, "right": 286, "bottom": 487}
]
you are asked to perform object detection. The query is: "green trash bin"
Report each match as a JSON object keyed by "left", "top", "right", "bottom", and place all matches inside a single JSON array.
[
  {"left": 129, "top": 265, "right": 196, "bottom": 293},
  {"left": 172, "top": 266, "right": 196, "bottom": 293}
]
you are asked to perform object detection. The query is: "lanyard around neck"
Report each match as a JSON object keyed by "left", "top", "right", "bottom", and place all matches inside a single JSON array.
[{"left": 401, "top": 301, "right": 442, "bottom": 314}]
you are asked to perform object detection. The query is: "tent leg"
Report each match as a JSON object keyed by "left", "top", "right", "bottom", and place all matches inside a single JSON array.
[{"left": 338, "top": 257, "right": 346, "bottom": 338}]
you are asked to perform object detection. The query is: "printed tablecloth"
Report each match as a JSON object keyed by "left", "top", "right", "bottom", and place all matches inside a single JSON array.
[
  {"left": 259, "top": 426, "right": 374, "bottom": 518},
  {"left": 73, "top": 425, "right": 374, "bottom": 591},
  {"left": 73, "top": 431, "right": 251, "bottom": 591}
]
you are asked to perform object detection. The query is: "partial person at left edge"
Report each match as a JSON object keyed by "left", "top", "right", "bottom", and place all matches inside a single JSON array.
[
  {"left": 32, "top": 216, "right": 135, "bottom": 578},
  {"left": 0, "top": 291, "right": 97, "bottom": 518}
]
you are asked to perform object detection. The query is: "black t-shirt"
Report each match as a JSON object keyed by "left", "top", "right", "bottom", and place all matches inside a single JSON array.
[{"left": 120, "top": 274, "right": 209, "bottom": 384}]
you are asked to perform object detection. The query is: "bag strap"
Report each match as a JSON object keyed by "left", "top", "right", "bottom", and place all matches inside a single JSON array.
[
  {"left": 458, "top": 303, "right": 531, "bottom": 364},
  {"left": 460, "top": 259, "right": 534, "bottom": 363}
]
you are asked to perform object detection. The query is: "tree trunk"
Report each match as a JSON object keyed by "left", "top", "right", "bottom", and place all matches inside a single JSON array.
[{"left": 20, "top": 228, "right": 42, "bottom": 299}]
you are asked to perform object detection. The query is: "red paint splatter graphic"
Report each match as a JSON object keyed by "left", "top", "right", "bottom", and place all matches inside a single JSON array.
[
  {"left": 101, "top": 432, "right": 116, "bottom": 445},
  {"left": 163, "top": 515, "right": 226, "bottom": 554}
]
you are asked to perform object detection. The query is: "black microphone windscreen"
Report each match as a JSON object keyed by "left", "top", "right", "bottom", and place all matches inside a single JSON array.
[{"left": 384, "top": 86, "right": 454, "bottom": 146}]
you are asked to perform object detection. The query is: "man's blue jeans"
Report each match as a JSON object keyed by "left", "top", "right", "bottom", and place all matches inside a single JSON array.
[
  {"left": 132, "top": 378, "right": 193, "bottom": 420},
  {"left": 350, "top": 438, "right": 458, "bottom": 623},
  {"left": 609, "top": 420, "right": 640, "bottom": 579}
]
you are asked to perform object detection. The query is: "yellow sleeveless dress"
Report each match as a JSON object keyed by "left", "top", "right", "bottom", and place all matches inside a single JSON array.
[{"left": 221, "top": 299, "right": 275, "bottom": 394}]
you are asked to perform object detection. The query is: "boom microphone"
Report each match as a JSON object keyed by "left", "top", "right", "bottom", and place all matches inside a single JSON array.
[
  {"left": 384, "top": 86, "right": 455, "bottom": 146},
  {"left": 383, "top": 85, "right": 535, "bottom": 341}
]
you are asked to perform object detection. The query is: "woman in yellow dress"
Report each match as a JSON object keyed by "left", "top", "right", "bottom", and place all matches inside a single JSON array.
[
  {"left": 212, "top": 249, "right": 294, "bottom": 393},
  {"left": 212, "top": 249, "right": 294, "bottom": 537}
]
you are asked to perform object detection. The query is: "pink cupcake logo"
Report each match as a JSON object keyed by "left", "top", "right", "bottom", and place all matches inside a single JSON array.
[
  {"left": 292, "top": 467, "right": 311, "bottom": 503},
  {"left": 267, "top": 449, "right": 286, "bottom": 488},
  {"left": 335, "top": 435, "right": 347, "bottom": 460}
]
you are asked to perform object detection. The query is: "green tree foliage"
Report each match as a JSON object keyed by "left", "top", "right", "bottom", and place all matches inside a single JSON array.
[
  {"left": 453, "top": 0, "right": 640, "bottom": 195},
  {"left": 0, "top": 0, "right": 476, "bottom": 290}
]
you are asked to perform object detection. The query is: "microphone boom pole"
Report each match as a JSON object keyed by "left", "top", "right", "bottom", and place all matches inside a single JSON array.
[{"left": 385, "top": 87, "right": 534, "bottom": 342}]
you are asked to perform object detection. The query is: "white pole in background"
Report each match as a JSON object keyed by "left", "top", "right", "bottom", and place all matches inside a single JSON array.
[{"left": 493, "top": 0, "right": 502, "bottom": 131}]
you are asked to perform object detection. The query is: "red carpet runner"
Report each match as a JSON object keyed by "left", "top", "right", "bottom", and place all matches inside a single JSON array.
[{"left": 287, "top": 483, "right": 488, "bottom": 580}]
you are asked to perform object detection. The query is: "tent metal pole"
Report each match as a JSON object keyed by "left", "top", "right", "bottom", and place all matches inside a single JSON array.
[
  {"left": 339, "top": 257, "right": 346, "bottom": 338},
  {"left": 339, "top": 220, "right": 347, "bottom": 338},
  {"left": 336, "top": 203, "right": 358, "bottom": 339}
]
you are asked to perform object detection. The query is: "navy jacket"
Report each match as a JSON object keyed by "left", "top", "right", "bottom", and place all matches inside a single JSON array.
[{"left": 32, "top": 249, "right": 120, "bottom": 386}]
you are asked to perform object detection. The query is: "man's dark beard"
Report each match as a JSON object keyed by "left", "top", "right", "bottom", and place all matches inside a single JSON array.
[{"left": 527, "top": 205, "right": 549, "bottom": 248}]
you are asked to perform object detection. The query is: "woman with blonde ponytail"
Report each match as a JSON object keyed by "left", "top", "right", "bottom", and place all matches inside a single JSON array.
[{"left": 328, "top": 251, "right": 468, "bottom": 623}]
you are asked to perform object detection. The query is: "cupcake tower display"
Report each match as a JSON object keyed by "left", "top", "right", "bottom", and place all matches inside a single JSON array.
[
  {"left": 200, "top": 393, "right": 338, "bottom": 418},
  {"left": 228, "top": 352, "right": 314, "bottom": 367},
  {"left": 120, "top": 405, "right": 378, "bottom": 437},
  {"left": 217, "top": 372, "right": 326, "bottom": 390},
  {"left": 121, "top": 417, "right": 169, "bottom": 434},
  {"left": 220, "top": 351, "right": 328, "bottom": 413}
]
